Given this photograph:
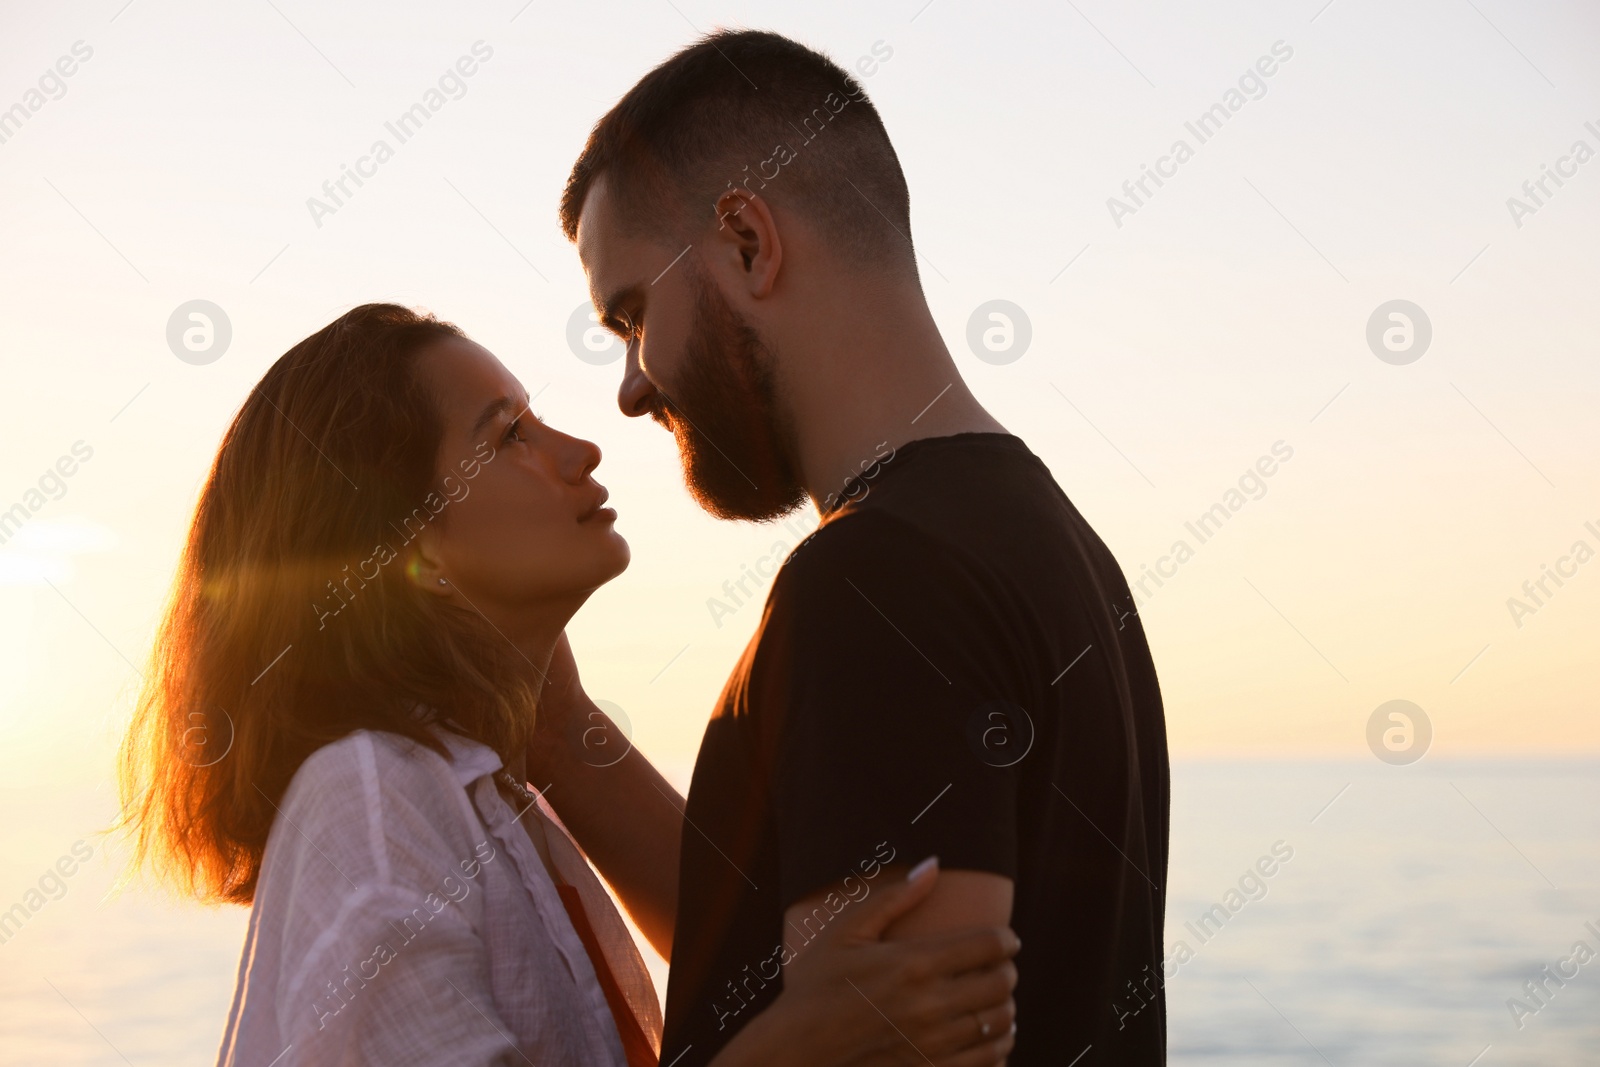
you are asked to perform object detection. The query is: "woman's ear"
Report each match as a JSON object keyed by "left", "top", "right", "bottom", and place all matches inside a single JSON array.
[{"left": 406, "top": 526, "right": 452, "bottom": 598}]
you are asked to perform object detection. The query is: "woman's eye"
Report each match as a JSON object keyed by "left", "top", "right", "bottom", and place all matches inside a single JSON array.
[{"left": 504, "top": 418, "right": 525, "bottom": 443}]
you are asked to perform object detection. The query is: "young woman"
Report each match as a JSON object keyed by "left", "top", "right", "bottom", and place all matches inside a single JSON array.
[{"left": 120, "top": 304, "right": 1019, "bottom": 1066}]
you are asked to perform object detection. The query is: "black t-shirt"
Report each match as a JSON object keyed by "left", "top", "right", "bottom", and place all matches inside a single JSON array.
[{"left": 661, "top": 432, "right": 1169, "bottom": 1065}]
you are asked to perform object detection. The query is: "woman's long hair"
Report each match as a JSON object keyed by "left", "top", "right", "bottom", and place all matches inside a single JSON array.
[{"left": 120, "top": 303, "right": 535, "bottom": 905}]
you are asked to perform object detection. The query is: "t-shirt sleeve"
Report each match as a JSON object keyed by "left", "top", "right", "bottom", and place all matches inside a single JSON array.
[{"left": 767, "top": 511, "right": 1025, "bottom": 910}]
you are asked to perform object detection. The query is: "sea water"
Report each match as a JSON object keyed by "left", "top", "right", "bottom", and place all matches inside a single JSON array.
[{"left": 1, "top": 760, "right": 1595, "bottom": 1065}]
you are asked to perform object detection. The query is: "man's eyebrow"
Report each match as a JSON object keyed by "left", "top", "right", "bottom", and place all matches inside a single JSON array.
[
  {"left": 595, "top": 282, "right": 644, "bottom": 334},
  {"left": 469, "top": 395, "right": 527, "bottom": 437}
]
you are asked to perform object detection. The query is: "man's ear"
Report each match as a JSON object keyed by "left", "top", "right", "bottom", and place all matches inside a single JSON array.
[
  {"left": 406, "top": 526, "right": 452, "bottom": 598},
  {"left": 709, "top": 189, "right": 783, "bottom": 298}
]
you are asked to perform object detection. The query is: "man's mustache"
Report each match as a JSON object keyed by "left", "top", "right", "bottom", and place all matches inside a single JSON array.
[{"left": 647, "top": 390, "right": 682, "bottom": 431}]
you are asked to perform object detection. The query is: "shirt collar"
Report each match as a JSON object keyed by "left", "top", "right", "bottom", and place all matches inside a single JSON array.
[{"left": 431, "top": 724, "right": 505, "bottom": 789}]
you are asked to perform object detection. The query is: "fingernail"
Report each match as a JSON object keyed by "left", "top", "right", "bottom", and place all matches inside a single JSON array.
[{"left": 906, "top": 855, "right": 938, "bottom": 882}]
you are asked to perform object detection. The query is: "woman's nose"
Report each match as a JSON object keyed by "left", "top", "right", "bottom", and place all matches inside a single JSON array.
[{"left": 562, "top": 432, "right": 602, "bottom": 483}]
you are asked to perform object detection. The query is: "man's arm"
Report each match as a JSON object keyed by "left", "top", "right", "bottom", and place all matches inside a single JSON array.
[
  {"left": 779, "top": 867, "right": 1017, "bottom": 1058},
  {"left": 785, "top": 868, "right": 1013, "bottom": 950},
  {"left": 526, "top": 639, "right": 683, "bottom": 959},
  {"left": 767, "top": 514, "right": 1023, "bottom": 990},
  {"left": 713, "top": 863, "right": 1019, "bottom": 1067}
]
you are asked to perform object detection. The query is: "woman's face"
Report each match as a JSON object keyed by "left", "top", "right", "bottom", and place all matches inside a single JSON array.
[{"left": 412, "top": 336, "right": 629, "bottom": 617}]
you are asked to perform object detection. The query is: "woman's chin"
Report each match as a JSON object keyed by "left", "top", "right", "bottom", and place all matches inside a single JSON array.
[{"left": 595, "top": 529, "right": 631, "bottom": 581}]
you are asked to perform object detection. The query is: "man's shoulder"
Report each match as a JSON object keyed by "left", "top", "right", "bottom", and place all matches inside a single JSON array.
[
  {"left": 747, "top": 506, "right": 1011, "bottom": 669},
  {"left": 790, "top": 433, "right": 1065, "bottom": 565},
  {"left": 777, "top": 507, "right": 966, "bottom": 583}
]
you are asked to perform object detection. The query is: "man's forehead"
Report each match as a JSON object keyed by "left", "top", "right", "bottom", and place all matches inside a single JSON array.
[
  {"left": 576, "top": 174, "right": 686, "bottom": 311},
  {"left": 575, "top": 174, "right": 629, "bottom": 287}
]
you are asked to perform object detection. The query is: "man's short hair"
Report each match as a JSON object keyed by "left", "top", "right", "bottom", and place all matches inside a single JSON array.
[{"left": 560, "top": 30, "right": 916, "bottom": 273}]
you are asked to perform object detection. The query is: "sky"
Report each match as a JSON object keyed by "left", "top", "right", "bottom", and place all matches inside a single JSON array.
[{"left": 1, "top": 0, "right": 1598, "bottom": 804}]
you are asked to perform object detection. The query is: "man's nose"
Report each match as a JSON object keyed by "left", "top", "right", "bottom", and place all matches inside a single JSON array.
[{"left": 616, "top": 340, "right": 657, "bottom": 419}]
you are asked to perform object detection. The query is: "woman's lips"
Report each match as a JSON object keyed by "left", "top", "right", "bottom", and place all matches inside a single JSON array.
[{"left": 578, "top": 488, "right": 612, "bottom": 522}]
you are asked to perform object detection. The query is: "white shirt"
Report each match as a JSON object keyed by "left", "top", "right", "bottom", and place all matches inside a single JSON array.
[{"left": 216, "top": 728, "right": 663, "bottom": 1066}]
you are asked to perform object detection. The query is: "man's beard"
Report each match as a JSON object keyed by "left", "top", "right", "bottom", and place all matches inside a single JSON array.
[{"left": 645, "top": 269, "right": 806, "bottom": 522}]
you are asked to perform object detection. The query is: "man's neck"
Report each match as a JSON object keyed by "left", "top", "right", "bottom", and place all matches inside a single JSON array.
[{"left": 775, "top": 293, "right": 1007, "bottom": 512}]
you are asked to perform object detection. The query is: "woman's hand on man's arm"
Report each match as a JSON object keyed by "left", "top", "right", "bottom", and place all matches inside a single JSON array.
[{"left": 709, "top": 858, "right": 1019, "bottom": 1067}]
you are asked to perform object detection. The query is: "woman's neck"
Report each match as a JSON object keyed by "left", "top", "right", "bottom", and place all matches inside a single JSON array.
[{"left": 492, "top": 608, "right": 573, "bottom": 784}]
